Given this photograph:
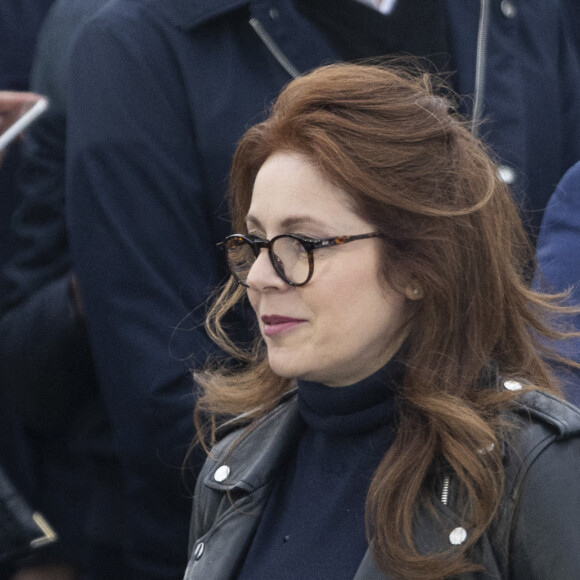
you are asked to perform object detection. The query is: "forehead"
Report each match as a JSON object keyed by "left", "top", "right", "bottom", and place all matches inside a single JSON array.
[{"left": 247, "top": 152, "right": 364, "bottom": 232}]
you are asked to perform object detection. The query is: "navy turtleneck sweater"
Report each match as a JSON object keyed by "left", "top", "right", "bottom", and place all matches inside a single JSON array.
[{"left": 237, "top": 359, "right": 404, "bottom": 579}]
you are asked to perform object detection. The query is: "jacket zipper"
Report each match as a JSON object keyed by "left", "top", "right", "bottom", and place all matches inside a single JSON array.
[
  {"left": 441, "top": 475, "right": 450, "bottom": 505},
  {"left": 471, "top": 0, "right": 490, "bottom": 136},
  {"left": 249, "top": 17, "right": 301, "bottom": 79}
]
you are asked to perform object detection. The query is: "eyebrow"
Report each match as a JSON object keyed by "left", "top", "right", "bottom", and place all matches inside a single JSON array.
[{"left": 245, "top": 214, "right": 330, "bottom": 232}]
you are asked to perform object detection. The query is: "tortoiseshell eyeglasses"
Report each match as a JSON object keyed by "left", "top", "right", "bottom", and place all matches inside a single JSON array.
[{"left": 217, "top": 232, "right": 384, "bottom": 287}]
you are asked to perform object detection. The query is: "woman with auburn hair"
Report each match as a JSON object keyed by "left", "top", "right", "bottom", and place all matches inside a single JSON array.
[{"left": 184, "top": 63, "right": 580, "bottom": 580}]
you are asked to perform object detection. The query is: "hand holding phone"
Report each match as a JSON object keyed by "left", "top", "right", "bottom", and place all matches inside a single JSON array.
[{"left": 0, "top": 92, "right": 49, "bottom": 163}]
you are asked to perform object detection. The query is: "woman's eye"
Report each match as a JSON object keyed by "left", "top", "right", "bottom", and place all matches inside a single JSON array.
[
  {"left": 286, "top": 233, "right": 318, "bottom": 242},
  {"left": 248, "top": 233, "right": 266, "bottom": 242}
]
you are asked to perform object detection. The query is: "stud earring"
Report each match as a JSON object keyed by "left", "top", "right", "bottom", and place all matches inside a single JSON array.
[{"left": 406, "top": 285, "right": 423, "bottom": 300}]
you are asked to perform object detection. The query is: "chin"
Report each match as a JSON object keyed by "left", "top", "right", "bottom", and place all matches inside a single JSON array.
[
  {"left": 267, "top": 354, "right": 309, "bottom": 381},
  {"left": 268, "top": 363, "right": 302, "bottom": 380}
]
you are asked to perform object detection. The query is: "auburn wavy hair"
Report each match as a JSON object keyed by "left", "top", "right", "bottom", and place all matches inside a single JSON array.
[{"left": 193, "top": 63, "right": 577, "bottom": 579}]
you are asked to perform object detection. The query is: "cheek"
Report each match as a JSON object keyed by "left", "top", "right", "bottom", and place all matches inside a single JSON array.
[
  {"left": 328, "top": 276, "right": 406, "bottom": 337},
  {"left": 308, "top": 282, "right": 368, "bottom": 336}
]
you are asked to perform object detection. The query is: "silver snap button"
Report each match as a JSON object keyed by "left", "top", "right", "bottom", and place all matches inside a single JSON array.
[
  {"left": 214, "top": 465, "right": 231, "bottom": 482},
  {"left": 497, "top": 165, "right": 516, "bottom": 185},
  {"left": 501, "top": 0, "right": 517, "bottom": 18},
  {"left": 194, "top": 542, "right": 204, "bottom": 560},
  {"left": 504, "top": 380, "right": 523, "bottom": 391},
  {"left": 449, "top": 527, "right": 468, "bottom": 545}
]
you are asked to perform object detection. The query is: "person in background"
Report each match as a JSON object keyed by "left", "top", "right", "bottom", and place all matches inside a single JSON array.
[
  {"left": 186, "top": 62, "right": 580, "bottom": 580},
  {"left": 65, "top": 1, "right": 580, "bottom": 576},
  {"left": 1, "top": 4, "right": 55, "bottom": 578},
  {"left": 533, "top": 161, "right": 580, "bottom": 407},
  {"left": 0, "top": 0, "right": 127, "bottom": 578},
  {"left": 0, "top": 0, "right": 55, "bottom": 266}
]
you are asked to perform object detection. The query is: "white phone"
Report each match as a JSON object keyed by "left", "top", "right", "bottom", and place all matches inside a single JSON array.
[{"left": 0, "top": 94, "right": 49, "bottom": 151}]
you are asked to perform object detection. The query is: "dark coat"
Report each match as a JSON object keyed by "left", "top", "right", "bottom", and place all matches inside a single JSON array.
[
  {"left": 0, "top": 0, "right": 124, "bottom": 571},
  {"left": 186, "top": 387, "right": 580, "bottom": 579},
  {"left": 65, "top": 0, "right": 580, "bottom": 576},
  {"left": 0, "top": 0, "right": 109, "bottom": 433}
]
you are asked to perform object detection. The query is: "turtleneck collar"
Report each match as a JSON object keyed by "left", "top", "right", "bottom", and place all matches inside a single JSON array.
[{"left": 297, "top": 357, "right": 404, "bottom": 435}]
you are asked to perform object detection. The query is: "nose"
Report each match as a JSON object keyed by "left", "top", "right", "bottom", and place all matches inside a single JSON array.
[{"left": 246, "top": 248, "right": 285, "bottom": 290}]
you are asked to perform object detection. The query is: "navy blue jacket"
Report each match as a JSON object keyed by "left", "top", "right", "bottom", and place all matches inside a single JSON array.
[
  {"left": 533, "top": 161, "right": 580, "bottom": 407},
  {"left": 65, "top": 0, "right": 580, "bottom": 577},
  {"left": 0, "top": 0, "right": 125, "bottom": 572}
]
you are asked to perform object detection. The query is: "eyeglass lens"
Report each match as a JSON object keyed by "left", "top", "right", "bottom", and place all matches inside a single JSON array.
[{"left": 225, "top": 236, "right": 311, "bottom": 285}]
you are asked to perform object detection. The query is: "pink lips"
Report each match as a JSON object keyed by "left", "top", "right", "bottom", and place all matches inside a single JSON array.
[{"left": 261, "top": 315, "right": 305, "bottom": 337}]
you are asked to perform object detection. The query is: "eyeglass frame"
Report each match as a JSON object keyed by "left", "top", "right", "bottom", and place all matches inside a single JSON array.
[{"left": 217, "top": 232, "right": 384, "bottom": 287}]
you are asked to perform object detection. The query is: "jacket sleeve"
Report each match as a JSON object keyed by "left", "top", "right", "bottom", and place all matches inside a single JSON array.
[
  {"left": 533, "top": 161, "right": 580, "bottom": 406},
  {"left": 66, "top": 11, "right": 213, "bottom": 579},
  {"left": 509, "top": 433, "right": 580, "bottom": 579}
]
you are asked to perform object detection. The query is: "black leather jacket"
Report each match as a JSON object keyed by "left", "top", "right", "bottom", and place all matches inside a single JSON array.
[{"left": 186, "top": 386, "right": 580, "bottom": 579}]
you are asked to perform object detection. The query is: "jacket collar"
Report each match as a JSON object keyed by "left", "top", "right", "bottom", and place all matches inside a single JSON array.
[
  {"left": 203, "top": 394, "right": 303, "bottom": 493},
  {"left": 144, "top": 0, "right": 251, "bottom": 30},
  {"left": 144, "top": 0, "right": 337, "bottom": 78},
  {"left": 202, "top": 365, "right": 509, "bottom": 494},
  {"left": 202, "top": 365, "right": 580, "bottom": 496}
]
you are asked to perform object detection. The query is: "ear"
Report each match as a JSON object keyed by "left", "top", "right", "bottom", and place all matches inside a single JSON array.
[{"left": 405, "top": 284, "right": 423, "bottom": 300}]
